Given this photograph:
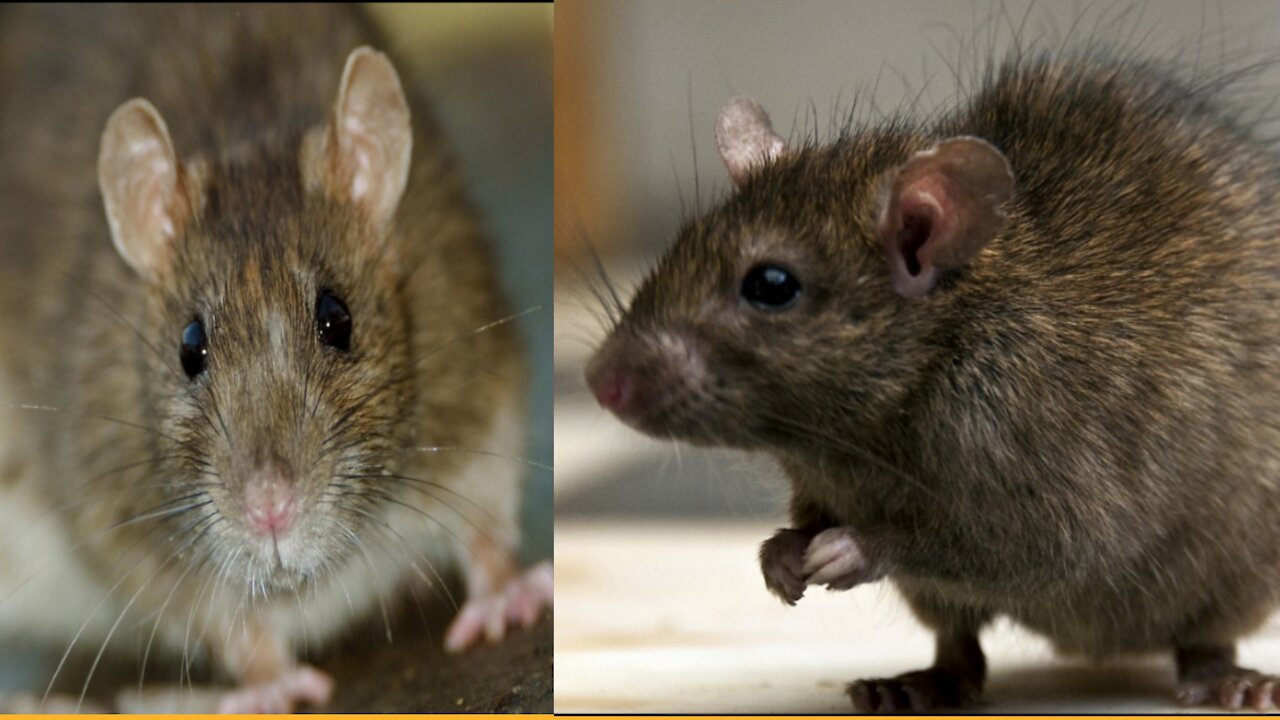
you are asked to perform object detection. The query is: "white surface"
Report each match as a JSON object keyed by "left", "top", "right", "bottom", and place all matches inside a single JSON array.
[{"left": 555, "top": 520, "right": 1280, "bottom": 713}]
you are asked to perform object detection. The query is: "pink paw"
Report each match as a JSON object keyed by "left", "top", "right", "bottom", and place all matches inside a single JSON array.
[
  {"left": 803, "top": 527, "right": 881, "bottom": 590},
  {"left": 216, "top": 665, "right": 334, "bottom": 714},
  {"left": 1177, "top": 671, "right": 1280, "bottom": 711},
  {"left": 444, "top": 561, "right": 552, "bottom": 653}
]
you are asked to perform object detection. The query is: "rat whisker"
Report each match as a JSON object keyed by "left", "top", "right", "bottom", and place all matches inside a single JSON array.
[
  {"left": 4, "top": 403, "right": 183, "bottom": 447},
  {"left": 565, "top": 252, "right": 620, "bottom": 332},
  {"left": 342, "top": 468, "right": 505, "bottom": 528},
  {"left": 43, "top": 508, "right": 215, "bottom": 710},
  {"left": 0, "top": 495, "right": 214, "bottom": 617},
  {"left": 292, "top": 584, "right": 310, "bottom": 658},
  {"left": 336, "top": 525, "right": 392, "bottom": 644},
  {"left": 583, "top": 237, "right": 625, "bottom": 325},
  {"left": 333, "top": 306, "right": 543, "bottom": 431},
  {"left": 356, "top": 482, "right": 508, "bottom": 553},
  {"left": 179, "top": 536, "right": 231, "bottom": 699},
  {"left": 0, "top": 458, "right": 189, "bottom": 553},
  {"left": 400, "top": 446, "right": 552, "bottom": 473},
  {"left": 341, "top": 505, "right": 460, "bottom": 615},
  {"left": 203, "top": 387, "right": 235, "bottom": 454},
  {"left": 136, "top": 549, "right": 213, "bottom": 698},
  {"left": 412, "top": 306, "right": 543, "bottom": 372},
  {"left": 77, "top": 520, "right": 207, "bottom": 713},
  {"left": 340, "top": 499, "right": 460, "bottom": 609},
  {"left": 755, "top": 408, "right": 942, "bottom": 504}
]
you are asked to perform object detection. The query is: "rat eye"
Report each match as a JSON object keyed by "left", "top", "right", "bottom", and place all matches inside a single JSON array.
[
  {"left": 316, "top": 291, "right": 352, "bottom": 351},
  {"left": 180, "top": 319, "right": 208, "bottom": 379},
  {"left": 741, "top": 264, "right": 801, "bottom": 310}
]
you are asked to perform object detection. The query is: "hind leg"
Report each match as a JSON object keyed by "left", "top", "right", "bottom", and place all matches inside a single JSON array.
[
  {"left": 1175, "top": 643, "right": 1280, "bottom": 711},
  {"left": 847, "top": 590, "right": 989, "bottom": 713}
]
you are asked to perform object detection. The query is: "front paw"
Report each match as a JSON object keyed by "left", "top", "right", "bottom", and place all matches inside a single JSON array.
[
  {"left": 445, "top": 561, "right": 553, "bottom": 653},
  {"left": 803, "top": 527, "right": 880, "bottom": 590},
  {"left": 759, "top": 528, "right": 810, "bottom": 605},
  {"left": 216, "top": 666, "right": 335, "bottom": 714}
]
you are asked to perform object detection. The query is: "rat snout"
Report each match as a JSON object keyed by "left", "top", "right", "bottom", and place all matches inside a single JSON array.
[
  {"left": 585, "top": 362, "right": 634, "bottom": 414},
  {"left": 585, "top": 330, "right": 706, "bottom": 432},
  {"left": 243, "top": 470, "right": 297, "bottom": 537}
]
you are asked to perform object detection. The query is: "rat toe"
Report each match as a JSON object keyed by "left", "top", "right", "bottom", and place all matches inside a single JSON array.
[{"left": 847, "top": 668, "right": 980, "bottom": 714}]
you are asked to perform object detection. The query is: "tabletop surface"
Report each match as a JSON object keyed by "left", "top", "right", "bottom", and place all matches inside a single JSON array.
[{"left": 555, "top": 520, "right": 1280, "bottom": 714}]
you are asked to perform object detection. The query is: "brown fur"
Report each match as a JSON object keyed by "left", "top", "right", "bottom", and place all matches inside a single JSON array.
[
  {"left": 589, "top": 51, "right": 1280, "bottom": 709},
  {"left": 0, "top": 2, "right": 523, "bottom": 697}
]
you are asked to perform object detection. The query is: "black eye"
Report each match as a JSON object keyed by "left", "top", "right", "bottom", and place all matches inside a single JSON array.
[
  {"left": 180, "top": 319, "right": 208, "bottom": 379},
  {"left": 741, "top": 264, "right": 801, "bottom": 310},
  {"left": 316, "top": 291, "right": 352, "bottom": 351}
]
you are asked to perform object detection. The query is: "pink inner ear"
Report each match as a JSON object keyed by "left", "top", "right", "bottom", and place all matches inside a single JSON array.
[
  {"left": 895, "top": 187, "right": 948, "bottom": 277},
  {"left": 897, "top": 210, "right": 931, "bottom": 277},
  {"left": 882, "top": 136, "right": 1013, "bottom": 298}
]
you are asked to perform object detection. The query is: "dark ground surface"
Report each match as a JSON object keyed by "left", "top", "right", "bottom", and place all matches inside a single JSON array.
[
  {"left": 322, "top": 612, "right": 553, "bottom": 713},
  {"left": 39, "top": 597, "right": 553, "bottom": 713}
]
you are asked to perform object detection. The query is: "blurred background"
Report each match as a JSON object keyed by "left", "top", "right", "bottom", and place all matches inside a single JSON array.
[{"left": 554, "top": 0, "right": 1280, "bottom": 712}]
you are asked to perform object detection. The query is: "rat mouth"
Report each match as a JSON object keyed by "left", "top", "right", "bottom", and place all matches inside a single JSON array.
[
  {"left": 232, "top": 521, "right": 337, "bottom": 592},
  {"left": 245, "top": 549, "right": 321, "bottom": 593}
]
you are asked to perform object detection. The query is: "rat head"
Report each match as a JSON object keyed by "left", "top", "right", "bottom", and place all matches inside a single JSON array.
[
  {"left": 586, "top": 98, "right": 1014, "bottom": 452},
  {"left": 97, "top": 48, "right": 415, "bottom": 590}
]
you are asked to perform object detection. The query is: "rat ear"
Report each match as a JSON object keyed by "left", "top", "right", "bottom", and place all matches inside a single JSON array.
[
  {"left": 877, "top": 136, "right": 1014, "bottom": 298},
  {"left": 99, "top": 98, "right": 194, "bottom": 281},
  {"left": 715, "top": 97, "right": 787, "bottom": 187},
  {"left": 307, "top": 46, "right": 412, "bottom": 229}
]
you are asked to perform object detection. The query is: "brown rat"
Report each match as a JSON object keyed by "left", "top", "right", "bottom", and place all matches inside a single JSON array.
[
  {"left": 586, "top": 50, "right": 1280, "bottom": 712},
  {"left": 0, "top": 4, "right": 550, "bottom": 712}
]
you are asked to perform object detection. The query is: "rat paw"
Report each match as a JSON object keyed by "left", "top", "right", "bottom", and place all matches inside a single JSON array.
[
  {"left": 759, "top": 528, "right": 810, "bottom": 604},
  {"left": 1176, "top": 669, "right": 1280, "bottom": 711},
  {"left": 215, "top": 665, "right": 334, "bottom": 714},
  {"left": 847, "top": 668, "right": 981, "bottom": 713},
  {"left": 803, "top": 527, "right": 880, "bottom": 590},
  {"left": 445, "top": 560, "right": 553, "bottom": 653}
]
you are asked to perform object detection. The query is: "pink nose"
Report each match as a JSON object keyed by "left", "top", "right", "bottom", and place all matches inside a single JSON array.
[
  {"left": 587, "top": 365, "right": 634, "bottom": 414},
  {"left": 244, "top": 476, "right": 296, "bottom": 536}
]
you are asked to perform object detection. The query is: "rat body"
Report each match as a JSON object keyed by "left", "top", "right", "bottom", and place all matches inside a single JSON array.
[
  {"left": 0, "top": 4, "right": 550, "bottom": 712},
  {"left": 587, "top": 52, "right": 1280, "bottom": 712}
]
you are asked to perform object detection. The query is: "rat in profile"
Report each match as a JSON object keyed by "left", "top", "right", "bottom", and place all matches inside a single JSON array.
[
  {"left": 587, "top": 47, "right": 1280, "bottom": 712},
  {"left": 0, "top": 4, "right": 550, "bottom": 713}
]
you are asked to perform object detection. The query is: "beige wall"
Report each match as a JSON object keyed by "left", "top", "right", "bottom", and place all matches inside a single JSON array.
[{"left": 556, "top": 0, "right": 1280, "bottom": 262}]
